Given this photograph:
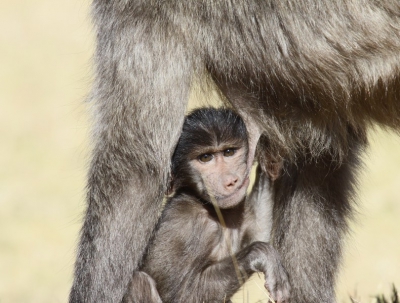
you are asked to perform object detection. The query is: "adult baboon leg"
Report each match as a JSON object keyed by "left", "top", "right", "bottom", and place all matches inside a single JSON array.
[
  {"left": 272, "top": 129, "right": 366, "bottom": 303},
  {"left": 69, "top": 5, "right": 192, "bottom": 303}
]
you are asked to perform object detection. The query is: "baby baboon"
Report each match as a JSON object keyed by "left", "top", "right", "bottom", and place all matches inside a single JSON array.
[{"left": 123, "top": 108, "right": 290, "bottom": 303}]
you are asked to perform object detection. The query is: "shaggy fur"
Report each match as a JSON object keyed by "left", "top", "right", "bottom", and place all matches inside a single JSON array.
[{"left": 69, "top": 1, "right": 400, "bottom": 302}]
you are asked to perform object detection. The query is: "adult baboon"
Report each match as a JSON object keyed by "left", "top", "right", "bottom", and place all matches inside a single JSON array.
[
  {"left": 123, "top": 108, "right": 289, "bottom": 303},
  {"left": 69, "top": 1, "right": 400, "bottom": 303}
]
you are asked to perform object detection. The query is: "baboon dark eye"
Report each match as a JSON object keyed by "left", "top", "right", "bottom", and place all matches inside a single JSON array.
[
  {"left": 223, "top": 149, "right": 236, "bottom": 157},
  {"left": 199, "top": 154, "right": 213, "bottom": 162}
]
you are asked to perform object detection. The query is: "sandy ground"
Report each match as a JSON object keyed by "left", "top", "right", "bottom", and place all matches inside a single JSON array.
[{"left": 1, "top": 0, "right": 399, "bottom": 302}]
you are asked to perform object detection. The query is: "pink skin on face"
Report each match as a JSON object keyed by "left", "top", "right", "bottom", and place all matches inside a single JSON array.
[
  {"left": 190, "top": 147, "right": 250, "bottom": 209},
  {"left": 216, "top": 175, "right": 250, "bottom": 208}
]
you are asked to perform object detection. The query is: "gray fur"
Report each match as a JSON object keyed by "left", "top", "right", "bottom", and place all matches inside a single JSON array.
[
  {"left": 69, "top": 1, "right": 400, "bottom": 303},
  {"left": 123, "top": 272, "right": 162, "bottom": 303}
]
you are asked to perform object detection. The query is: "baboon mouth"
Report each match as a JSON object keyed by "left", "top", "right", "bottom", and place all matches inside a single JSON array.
[
  {"left": 232, "top": 176, "right": 250, "bottom": 193},
  {"left": 215, "top": 176, "right": 250, "bottom": 201}
]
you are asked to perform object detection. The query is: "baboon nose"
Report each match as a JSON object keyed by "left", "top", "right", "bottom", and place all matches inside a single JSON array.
[{"left": 225, "top": 177, "right": 238, "bottom": 189}]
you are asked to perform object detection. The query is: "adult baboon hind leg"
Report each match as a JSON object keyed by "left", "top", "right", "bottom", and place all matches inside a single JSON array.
[
  {"left": 69, "top": 5, "right": 193, "bottom": 302},
  {"left": 272, "top": 128, "right": 366, "bottom": 303}
]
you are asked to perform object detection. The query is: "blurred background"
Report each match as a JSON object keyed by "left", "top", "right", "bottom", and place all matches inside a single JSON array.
[{"left": 0, "top": 0, "right": 398, "bottom": 302}]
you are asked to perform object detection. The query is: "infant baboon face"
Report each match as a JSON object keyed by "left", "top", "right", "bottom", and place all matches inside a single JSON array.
[{"left": 189, "top": 145, "right": 249, "bottom": 208}]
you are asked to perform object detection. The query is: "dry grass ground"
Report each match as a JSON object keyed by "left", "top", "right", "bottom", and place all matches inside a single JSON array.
[{"left": 1, "top": 0, "right": 398, "bottom": 302}]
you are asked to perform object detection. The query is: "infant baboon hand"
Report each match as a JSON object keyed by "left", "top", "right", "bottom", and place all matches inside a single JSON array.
[
  {"left": 263, "top": 259, "right": 290, "bottom": 303},
  {"left": 246, "top": 241, "right": 291, "bottom": 303}
]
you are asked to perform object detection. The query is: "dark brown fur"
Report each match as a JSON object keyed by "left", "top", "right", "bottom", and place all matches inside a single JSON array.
[
  {"left": 123, "top": 108, "right": 289, "bottom": 303},
  {"left": 69, "top": 1, "right": 400, "bottom": 302}
]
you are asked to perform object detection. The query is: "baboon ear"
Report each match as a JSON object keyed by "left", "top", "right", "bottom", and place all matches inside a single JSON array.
[
  {"left": 258, "top": 157, "right": 283, "bottom": 181},
  {"left": 266, "top": 159, "right": 283, "bottom": 182},
  {"left": 255, "top": 135, "right": 282, "bottom": 181},
  {"left": 166, "top": 174, "right": 175, "bottom": 196},
  {"left": 257, "top": 143, "right": 283, "bottom": 182}
]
